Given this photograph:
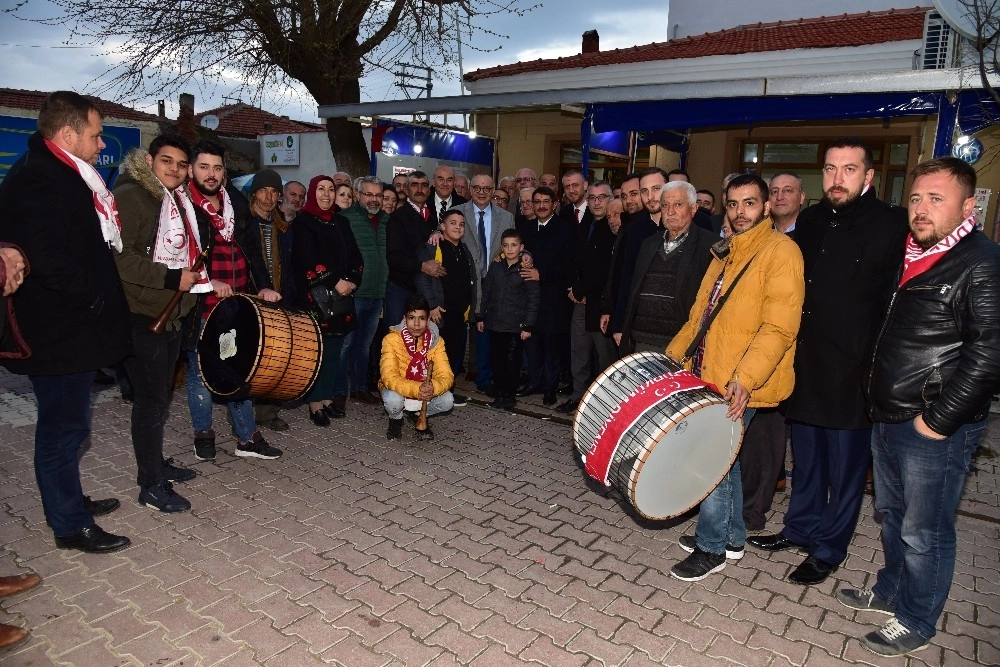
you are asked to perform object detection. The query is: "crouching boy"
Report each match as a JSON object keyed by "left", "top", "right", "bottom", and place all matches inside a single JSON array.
[
  {"left": 379, "top": 295, "right": 455, "bottom": 439},
  {"left": 477, "top": 228, "right": 539, "bottom": 410}
]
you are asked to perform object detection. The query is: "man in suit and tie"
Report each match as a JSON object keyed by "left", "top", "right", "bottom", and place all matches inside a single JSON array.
[
  {"left": 558, "top": 170, "right": 591, "bottom": 226},
  {"left": 432, "top": 165, "right": 467, "bottom": 224},
  {"left": 452, "top": 174, "right": 514, "bottom": 396},
  {"left": 386, "top": 171, "right": 441, "bottom": 327},
  {"left": 555, "top": 181, "right": 618, "bottom": 414}
]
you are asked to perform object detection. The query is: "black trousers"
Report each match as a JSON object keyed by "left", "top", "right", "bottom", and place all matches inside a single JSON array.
[
  {"left": 122, "top": 324, "right": 182, "bottom": 487},
  {"left": 438, "top": 311, "right": 468, "bottom": 378},
  {"left": 525, "top": 331, "right": 565, "bottom": 392},
  {"left": 738, "top": 408, "right": 787, "bottom": 531},
  {"left": 490, "top": 330, "right": 524, "bottom": 398}
]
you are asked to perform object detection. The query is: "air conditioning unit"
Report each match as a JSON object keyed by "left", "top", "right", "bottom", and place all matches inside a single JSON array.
[{"left": 921, "top": 10, "right": 959, "bottom": 69}]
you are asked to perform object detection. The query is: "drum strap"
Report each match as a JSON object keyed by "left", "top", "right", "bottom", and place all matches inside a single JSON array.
[{"left": 681, "top": 255, "right": 756, "bottom": 364}]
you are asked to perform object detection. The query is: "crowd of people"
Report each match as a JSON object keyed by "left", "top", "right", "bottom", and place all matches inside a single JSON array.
[{"left": 0, "top": 91, "right": 998, "bottom": 658}]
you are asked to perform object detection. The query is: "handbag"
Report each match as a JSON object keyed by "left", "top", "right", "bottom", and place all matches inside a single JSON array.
[{"left": 308, "top": 285, "right": 357, "bottom": 336}]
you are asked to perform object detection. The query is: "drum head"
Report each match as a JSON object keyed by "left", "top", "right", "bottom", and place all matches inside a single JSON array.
[
  {"left": 627, "top": 402, "right": 741, "bottom": 520},
  {"left": 198, "top": 296, "right": 261, "bottom": 397}
]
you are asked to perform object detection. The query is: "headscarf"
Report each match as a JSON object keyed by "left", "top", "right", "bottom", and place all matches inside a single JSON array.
[{"left": 299, "top": 174, "right": 337, "bottom": 222}]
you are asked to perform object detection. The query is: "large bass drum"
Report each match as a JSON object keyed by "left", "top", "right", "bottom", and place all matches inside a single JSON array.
[
  {"left": 573, "top": 352, "right": 743, "bottom": 521},
  {"left": 197, "top": 295, "right": 322, "bottom": 401}
]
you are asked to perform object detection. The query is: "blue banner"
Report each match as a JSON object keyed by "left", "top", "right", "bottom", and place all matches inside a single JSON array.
[{"left": 0, "top": 115, "right": 142, "bottom": 184}]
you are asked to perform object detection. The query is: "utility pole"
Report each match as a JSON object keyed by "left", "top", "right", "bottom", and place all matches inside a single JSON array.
[{"left": 394, "top": 63, "right": 434, "bottom": 122}]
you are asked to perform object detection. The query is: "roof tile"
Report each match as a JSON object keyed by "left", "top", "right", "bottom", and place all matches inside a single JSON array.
[
  {"left": 0, "top": 88, "right": 161, "bottom": 123},
  {"left": 465, "top": 7, "right": 930, "bottom": 82},
  {"left": 195, "top": 103, "right": 325, "bottom": 138}
]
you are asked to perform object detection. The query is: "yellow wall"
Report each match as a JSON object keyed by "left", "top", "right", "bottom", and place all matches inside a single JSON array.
[{"left": 475, "top": 110, "right": 582, "bottom": 178}]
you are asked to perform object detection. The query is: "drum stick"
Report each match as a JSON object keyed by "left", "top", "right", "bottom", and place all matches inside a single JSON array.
[
  {"left": 148, "top": 253, "right": 207, "bottom": 335},
  {"left": 415, "top": 360, "right": 434, "bottom": 432}
]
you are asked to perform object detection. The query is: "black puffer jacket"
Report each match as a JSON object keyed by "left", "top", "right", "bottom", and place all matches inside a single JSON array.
[{"left": 867, "top": 231, "right": 1000, "bottom": 435}]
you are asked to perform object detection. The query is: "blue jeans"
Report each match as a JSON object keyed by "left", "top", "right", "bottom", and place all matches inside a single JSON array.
[
  {"left": 475, "top": 328, "right": 493, "bottom": 389},
  {"left": 29, "top": 372, "right": 96, "bottom": 537},
  {"left": 186, "top": 345, "right": 256, "bottom": 444},
  {"left": 336, "top": 297, "right": 383, "bottom": 394},
  {"left": 871, "top": 418, "right": 985, "bottom": 640},
  {"left": 384, "top": 282, "right": 412, "bottom": 330},
  {"left": 694, "top": 408, "right": 756, "bottom": 554}
]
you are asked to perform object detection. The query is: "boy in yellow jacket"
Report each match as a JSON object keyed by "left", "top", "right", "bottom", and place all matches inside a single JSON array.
[{"left": 379, "top": 294, "right": 455, "bottom": 440}]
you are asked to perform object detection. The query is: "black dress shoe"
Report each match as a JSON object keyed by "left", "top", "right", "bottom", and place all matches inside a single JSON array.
[
  {"left": 310, "top": 409, "right": 330, "bottom": 427},
  {"left": 55, "top": 524, "right": 131, "bottom": 554},
  {"left": 746, "top": 533, "right": 802, "bottom": 552},
  {"left": 516, "top": 386, "right": 540, "bottom": 398},
  {"left": 555, "top": 399, "right": 580, "bottom": 414},
  {"left": 323, "top": 403, "right": 346, "bottom": 419},
  {"left": 788, "top": 555, "right": 838, "bottom": 585},
  {"left": 558, "top": 383, "right": 574, "bottom": 395},
  {"left": 83, "top": 496, "right": 120, "bottom": 518},
  {"left": 542, "top": 391, "right": 557, "bottom": 406}
]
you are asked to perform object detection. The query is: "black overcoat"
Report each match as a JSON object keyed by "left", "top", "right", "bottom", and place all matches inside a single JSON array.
[
  {"left": 783, "top": 188, "right": 908, "bottom": 429},
  {"left": 0, "top": 132, "right": 131, "bottom": 375}
]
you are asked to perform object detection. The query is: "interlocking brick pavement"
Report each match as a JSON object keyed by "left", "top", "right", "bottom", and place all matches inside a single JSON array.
[{"left": 1, "top": 368, "right": 997, "bottom": 665}]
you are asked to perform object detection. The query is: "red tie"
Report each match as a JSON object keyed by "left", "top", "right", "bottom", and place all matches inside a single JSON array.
[{"left": 421, "top": 205, "right": 429, "bottom": 221}]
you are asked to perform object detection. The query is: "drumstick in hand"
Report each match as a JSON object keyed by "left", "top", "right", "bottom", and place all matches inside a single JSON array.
[{"left": 415, "top": 361, "right": 434, "bottom": 432}]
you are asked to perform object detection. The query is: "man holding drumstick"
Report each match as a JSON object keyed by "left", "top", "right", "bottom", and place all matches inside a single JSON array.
[
  {"left": 114, "top": 134, "right": 208, "bottom": 512},
  {"left": 665, "top": 174, "right": 804, "bottom": 581}
]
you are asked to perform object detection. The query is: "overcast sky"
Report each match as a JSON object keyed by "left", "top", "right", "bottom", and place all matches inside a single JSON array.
[{"left": 0, "top": 1, "right": 669, "bottom": 122}]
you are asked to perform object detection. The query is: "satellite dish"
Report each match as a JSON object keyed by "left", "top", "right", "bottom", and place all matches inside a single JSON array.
[
  {"left": 933, "top": 0, "right": 992, "bottom": 40},
  {"left": 200, "top": 114, "right": 220, "bottom": 130}
]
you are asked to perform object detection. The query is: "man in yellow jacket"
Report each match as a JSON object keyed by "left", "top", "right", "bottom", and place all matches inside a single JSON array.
[
  {"left": 380, "top": 294, "right": 455, "bottom": 440},
  {"left": 665, "top": 174, "right": 804, "bottom": 582}
]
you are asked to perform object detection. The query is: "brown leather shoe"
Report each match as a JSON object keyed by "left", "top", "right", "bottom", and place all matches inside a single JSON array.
[
  {"left": 0, "top": 623, "right": 28, "bottom": 651},
  {"left": 0, "top": 573, "right": 41, "bottom": 598}
]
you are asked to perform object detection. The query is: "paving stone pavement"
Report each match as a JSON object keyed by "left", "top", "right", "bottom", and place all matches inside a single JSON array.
[{"left": 1, "top": 368, "right": 997, "bottom": 666}]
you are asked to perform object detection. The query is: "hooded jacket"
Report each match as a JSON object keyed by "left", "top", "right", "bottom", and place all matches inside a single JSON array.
[
  {"left": 113, "top": 148, "right": 211, "bottom": 328},
  {"left": 378, "top": 319, "right": 454, "bottom": 398},
  {"left": 665, "top": 217, "right": 804, "bottom": 408}
]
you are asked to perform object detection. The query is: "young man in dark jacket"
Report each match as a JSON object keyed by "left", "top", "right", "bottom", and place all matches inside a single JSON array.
[
  {"left": 478, "top": 228, "right": 539, "bottom": 410},
  {"left": 0, "top": 91, "right": 131, "bottom": 554},
  {"left": 114, "top": 134, "right": 207, "bottom": 512},
  {"left": 840, "top": 157, "right": 1000, "bottom": 657},
  {"left": 416, "top": 209, "right": 477, "bottom": 406}
]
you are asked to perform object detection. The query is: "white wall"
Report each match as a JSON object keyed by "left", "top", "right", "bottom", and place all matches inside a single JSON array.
[
  {"left": 668, "top": 0, "right": 919, "bottom": 39},
  {"left": 268, "top": 128, "right": 374, "bottom": 183}
]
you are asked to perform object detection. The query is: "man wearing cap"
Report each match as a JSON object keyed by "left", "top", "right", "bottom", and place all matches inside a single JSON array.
[{"left": 247, "top": 167, "right": 292, "bottom": 432}]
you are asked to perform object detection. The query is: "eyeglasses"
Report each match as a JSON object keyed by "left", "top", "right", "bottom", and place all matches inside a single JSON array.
[
  {"left": 471, "top": 185, "right": 494, "bottom": 193},
  {"left": 531, "top": 198, "right": 553, "bottom": 205},
  {"left": 587, "top": 194, "right": 611, "bottom": 203},
  {"left": 492, "top": 195, "right": 509, "bottom": 203}
]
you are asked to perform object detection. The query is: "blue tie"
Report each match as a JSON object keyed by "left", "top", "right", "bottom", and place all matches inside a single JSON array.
[{"left": 478, "top": 210, "right": 488, "bottom": 277}]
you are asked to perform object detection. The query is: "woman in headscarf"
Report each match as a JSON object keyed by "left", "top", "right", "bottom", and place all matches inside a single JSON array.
[{"left": 293, "top": 175, "right": 364, "bottom": 426}]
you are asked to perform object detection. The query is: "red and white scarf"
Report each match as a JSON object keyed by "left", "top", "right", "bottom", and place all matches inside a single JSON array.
[
  {"left": 189, "top": 184, "right": 235, "bottom": 242},
  {"left": 899, "top": 215, "right": 976, "bottom": 287},
  {"left": 44, "top": 138, "right": 122, "bottom": 252},
  {"left": 151, "top": 185, "right": 212, "bottom": 293},
  {"left": 401, "top": 326, "right": 433, "bottom": 381}
]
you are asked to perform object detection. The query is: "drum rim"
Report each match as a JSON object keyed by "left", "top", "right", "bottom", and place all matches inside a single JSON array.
[
  {"left": 622, "top": 398, "right": 742, "bottom": 521},
  {"left": 198, "top": 294, "right": 324, "bottom": 401}
]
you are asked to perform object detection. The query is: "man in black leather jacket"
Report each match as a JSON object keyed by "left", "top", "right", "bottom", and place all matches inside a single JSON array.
[{"left": 838, "top": 157, "right": 1000, "bottom": 658}]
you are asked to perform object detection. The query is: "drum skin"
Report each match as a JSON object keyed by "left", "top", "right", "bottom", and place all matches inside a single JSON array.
[
  {"left": 574, "top": 352, "right": 744, "bottom": 521},
  {"left": 198, "top": 295, "right": 322, "bottom": 402}
]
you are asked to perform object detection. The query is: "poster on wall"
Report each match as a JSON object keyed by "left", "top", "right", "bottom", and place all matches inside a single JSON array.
[{"left": 260, "top": 134, "right": 300, "bottom": 166}]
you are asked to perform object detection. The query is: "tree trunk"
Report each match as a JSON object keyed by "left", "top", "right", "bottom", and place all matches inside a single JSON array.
[{"left": 325, "top": 117, "right": 371, "bottom": 177}]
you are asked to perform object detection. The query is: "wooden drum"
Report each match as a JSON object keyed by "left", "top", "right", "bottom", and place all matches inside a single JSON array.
[
  {"left": 198, "top": 295, "right": 322, "bottom": 401},
  {"left": 573, "top": 352, "right": 743, "bottom": 521}
]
